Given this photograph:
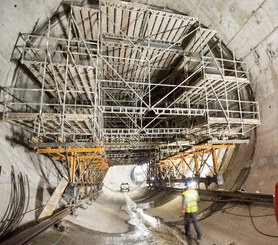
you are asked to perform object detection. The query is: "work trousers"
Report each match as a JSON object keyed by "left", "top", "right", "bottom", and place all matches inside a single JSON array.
[{"left": 184, "top": 212, "right": 201, "bottom": 238}]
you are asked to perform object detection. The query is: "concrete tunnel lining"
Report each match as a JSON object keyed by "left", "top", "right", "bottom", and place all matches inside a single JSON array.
[{"left": 0, "top": 0, "right": 278, "bottom": 244}]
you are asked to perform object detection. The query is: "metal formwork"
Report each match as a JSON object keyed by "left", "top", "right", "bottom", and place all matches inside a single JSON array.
[{"left": 1, "top": 0, "right": 260, "bottom": 166}]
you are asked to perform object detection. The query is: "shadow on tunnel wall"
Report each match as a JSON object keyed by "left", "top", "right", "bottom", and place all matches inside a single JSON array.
[
  {"left": 2, "top": 128, "right": 66, "bottom": 232},
  {"left": 32, "top": 154, "right": 65, "bottom": 219}
]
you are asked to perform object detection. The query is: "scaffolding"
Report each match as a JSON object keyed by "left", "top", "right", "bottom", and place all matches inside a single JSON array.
[
  {"left": 1, "top": 0, "right": 260, "bottom": 165},
  {"left": 147, "top": 144, "right": 235, "bottom": 187},
  {"left": 36, "top": 147, "right": 108, "bottom": 200}
]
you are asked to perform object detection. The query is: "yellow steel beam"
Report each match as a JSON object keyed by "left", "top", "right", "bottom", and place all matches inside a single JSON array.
[
  {"left": 79, "top": 155, "right": 105, "bottom": 160},
  {"left": 194, "top": 155, "right": 199, "bottom": 174},
  {"left": 70, "top": 153, "right": 76, "bottom": 183},
  {"left": 192, "top": 144, "right": 235, "bottom": 149},
  {"left": 79, "top": 159, "right": 84, "bottom": 182},
  {"left": 212, "top": 148, "right": 219, "bottom": 172},
  {"left": 89, "top": 162, "right": 108, "bottom": 168},
  {"left": 95, "top": 166, "right": 109, "bottom": 170},
  {"left": 90, "top": 164, "right": 109, "bottom": 171},
  {"left": 52, "top": 155, "right": 105, "bottom": 161},
  {"left": 178, "top": 149, "right": 211, "bottom": 156},
  {"left": 36, "top": 147, "right": 105, "bottom": 154},
  {"left": 153, "top": 161, "right": 165, "bottom": 166},
  {"left": 181, "top": 160, "right": 186, "bottom": 176},
  {"left": 151, "top": 144, "right": 234, "bottom": 176},
  {"left": 150, "top": 145, "right": 235, "bottom": 185},
  {"left": 85, "top": 160, "right": 107, "bottom": 165},
  {"left": 52, "top": 156, "right": 67, "bottom": 161}
]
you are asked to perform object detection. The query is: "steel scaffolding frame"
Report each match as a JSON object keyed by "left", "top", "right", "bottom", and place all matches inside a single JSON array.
[
  {"left": 147, "top": 144, "right": 235, "bottom": 187},
  {"left": 36, "top": 147, "right": 108, "bottom": 187},
  {"left": 2, "top": 0, "right": 260, "bottom": 165}
]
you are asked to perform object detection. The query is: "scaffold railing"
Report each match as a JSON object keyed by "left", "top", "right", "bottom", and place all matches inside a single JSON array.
[{"left": 1, "top": 1, "right": 261, "bottom": 167}]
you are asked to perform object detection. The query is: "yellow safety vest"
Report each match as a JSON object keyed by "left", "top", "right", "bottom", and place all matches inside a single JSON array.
[{"left": 182, "top": 189, "right": 199, "bottom": 213}]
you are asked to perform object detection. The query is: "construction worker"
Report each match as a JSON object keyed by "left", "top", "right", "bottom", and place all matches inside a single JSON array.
[{"left": 181, "top": 181, "right": 202, "bottom": 240}]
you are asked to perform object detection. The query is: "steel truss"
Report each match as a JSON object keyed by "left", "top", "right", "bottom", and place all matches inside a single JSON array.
[
  {"left": 2, "top": 0, "right": 260, "bottom": 166},
  {"left": 147, "top": 144, "right": 235, "bottom": 187},
  {"left": 36, "top": 147, "right": 108, "bottom": 189}
]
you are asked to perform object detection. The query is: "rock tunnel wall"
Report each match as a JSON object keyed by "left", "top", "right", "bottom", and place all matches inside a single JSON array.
[
  {"left": 134, "top": 0, "right": 278, "bottom": 194},
  {"left": 0, "top": 0, "right": 278, "bottom": 239},
  {"left": 0, "top": 0, "right": 65, "bottom": 237}
]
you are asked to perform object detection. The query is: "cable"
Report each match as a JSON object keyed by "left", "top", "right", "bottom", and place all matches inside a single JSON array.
[
  {"left": 223, "top": 210, "right": 275, "bottom": 218},
  {"left": 200, "top": 201, "right": 278, "bottom": 238},
  {"left": 248, "top": 205, "right": 278, "bottom": 238},
  {"left": 0, "top": 167, "right": 30, "bottom": 241}
]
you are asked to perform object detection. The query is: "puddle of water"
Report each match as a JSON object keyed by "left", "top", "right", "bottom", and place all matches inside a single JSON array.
[{"left": 121, "top": 194, "right": 187, "bottom": 245}]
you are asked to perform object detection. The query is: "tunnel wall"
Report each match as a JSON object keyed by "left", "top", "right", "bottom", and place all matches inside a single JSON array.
[
  {"left": 0, "top": 0, "right": 65, "bottom": 237},
  {"left": 134, "top": 0, "right": 278, "bottom": 193},
  {"left": 0, "top": 0, "right": 278, "bottom": 239}
]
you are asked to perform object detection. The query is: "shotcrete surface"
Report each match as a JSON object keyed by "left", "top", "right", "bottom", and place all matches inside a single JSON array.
[{"left": 30, "top": 185, "right": 278, "bottom": 245}]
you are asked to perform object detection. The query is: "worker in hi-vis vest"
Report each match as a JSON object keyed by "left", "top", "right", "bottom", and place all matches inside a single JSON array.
[{"left": 181, "top": 181, "right": 202, "bottom": 240}]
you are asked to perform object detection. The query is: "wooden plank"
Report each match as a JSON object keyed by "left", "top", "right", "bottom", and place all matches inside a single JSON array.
[
  {"left": 122, "top": 46, "right": 131, "bottom": 77},
  {"left": 157, "top": 15, "right": 169, "bottom": 41},
  {"left": 170, "top": 18, "right": 183, "bottom": 43},
  {"left": 72, "top": 7, "right": 82, "bottom": 28},
  {"left": 127, "top": 10, "right": 137, "bottom": 37},
  {"left": 158, "top": 52, "right": 170, "bottom": 68},
  {"left": 163, "top": 17, "right": 177, "bottom": 42},
  {"left": 81, "top": 9, "right": 90, "bottom": 40},
  {"left": 134, "top": 49, "right": 147, "bottom": 81},
  {"left": 90, "top": 10, "right": 99, "bottom": 40},
  {"left": 100, "top": 4, "right": 107, "bottom": 34},
  {"left": 133, "top": 11, "right": 144, "bottom": 37},
  {"left": 144, "top": 12, "right": 156, "bottom": 39},
  {"left": 150, "top": 14, "right": 161, "bottom": 40},
  {"left": 115, "top": 7, "right": 122, "bottom": 35},
  {"left": 107, "top": 5, "right": 114, "bottom": 33},
  {"left": 37, "top": 177, "right": 69, "bottom": 221},
  {"left": 128, "top": 46, "right": 138, "bottom": 79},
  {"left": 121, "top": 9, "right": 130, "bottom": 35}
]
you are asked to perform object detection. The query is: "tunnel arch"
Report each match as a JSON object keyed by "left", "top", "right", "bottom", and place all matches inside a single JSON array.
[{"left": 0, "top": 0, "right": 277, "bottom": 244}]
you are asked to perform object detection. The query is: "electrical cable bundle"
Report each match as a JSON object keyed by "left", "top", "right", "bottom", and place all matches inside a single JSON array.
[{"left": 0, "top": 166, "right": 30, "bottom": 241}]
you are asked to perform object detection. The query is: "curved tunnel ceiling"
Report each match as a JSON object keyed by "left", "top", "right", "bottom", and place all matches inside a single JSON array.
[
  {"left": 1, "top": 0, "right": 278, "bottom": 244},
  {"left": 2, "top": 0, "right": 259, "bottom": 168}
]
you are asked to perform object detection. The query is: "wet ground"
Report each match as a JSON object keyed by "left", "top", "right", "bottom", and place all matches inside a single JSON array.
[
  {"left": 27, "top": 186, "right": 278, "bottom": 245},
  {"left": 28, "top": 192, "right": 202, "bottom": 245}
]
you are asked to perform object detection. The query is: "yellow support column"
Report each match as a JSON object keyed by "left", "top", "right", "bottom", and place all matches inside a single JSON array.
[
  {"left": 159, "top": 165, "right": 163, "bottom": 179},
  {"left": 212, "top": 148, "right": 218, "bottom": 173},
  {"left": 70, "top": 151, "right": 76, "bottom": 184},
  {"left": 84, "top": 159, "right": 89, "bottom": 184},
  {"left": 194, "top": 155, "right": 199, "bottom": 175},
  {"left": 79, "top": 158, "right": 84, "bottom": 183},
  {"left": 181, "top": 159, "right": 186, "bottom": 176}
]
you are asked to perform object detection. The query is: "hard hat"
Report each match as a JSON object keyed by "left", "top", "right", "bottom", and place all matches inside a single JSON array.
[{"left": 184, "top": 181, "right": 189, "bottom": 187}]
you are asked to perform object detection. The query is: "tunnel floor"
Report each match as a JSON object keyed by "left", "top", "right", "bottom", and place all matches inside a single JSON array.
[
  {"left": 27, "top": 187, "right": 278, "bottom": 245},
  {"left": 28, "top": 192, "right": 198, "bottom": 245}
]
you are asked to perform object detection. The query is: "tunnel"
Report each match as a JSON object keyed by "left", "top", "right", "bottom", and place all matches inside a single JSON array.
[{"left": 0, "top": 0, "right": 278, "bottom": 244}]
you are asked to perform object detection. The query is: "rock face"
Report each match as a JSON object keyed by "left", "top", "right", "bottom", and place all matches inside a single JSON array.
[
  {"left": 1, "top": 0, "right": 278, "bottom": 244},
  {"left": 128, "top": 0, "right": 278, "bottom": 193}
]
